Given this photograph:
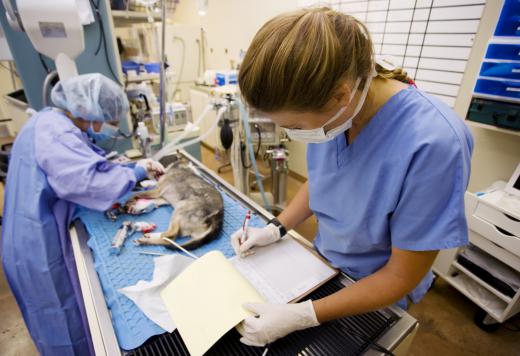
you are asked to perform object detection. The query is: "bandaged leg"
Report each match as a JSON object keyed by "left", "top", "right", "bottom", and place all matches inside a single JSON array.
[
  {"left": 134, "top": 220, "right": 180, "bottom": 246},
  {"left": 126, "top": 198, "right": 168, "bottom": 215}
]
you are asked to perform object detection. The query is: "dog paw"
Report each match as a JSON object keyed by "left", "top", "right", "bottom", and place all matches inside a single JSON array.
[
  {"left": 134, "top": 232, "right": 163, "bottom": 246},
  {"left": 125, "top": 199, "right": 157, "bottom": 215}
]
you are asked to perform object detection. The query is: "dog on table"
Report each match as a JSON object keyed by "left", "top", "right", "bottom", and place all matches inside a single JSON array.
[{"left": 127, "top": 158, "right": 224, "bottom": 250}]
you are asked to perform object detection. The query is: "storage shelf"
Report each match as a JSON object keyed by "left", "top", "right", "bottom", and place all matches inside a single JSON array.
[
  {"left": 465, "top": 119, "right": 520, "bottom": 137},
  {"left": 125, "top": 73, "right": 160, "bottom": 83},
  {"left": 473, "top": 92, "right": 520, "bottom": 106},
  {"left": 443, "top": 272, "right": 505, "bottom": 322},
  {"left": 452, "top": 261, "right": 514, "bottom": 304},
  {"left": 468, "top": 230, "right": 520, "bottom": 273},
  {"left": 112, "top": 10, "right": 161, "bottom": 22},
  {"left": 125, "top": 72, "right": 176, "bottom": 83}
]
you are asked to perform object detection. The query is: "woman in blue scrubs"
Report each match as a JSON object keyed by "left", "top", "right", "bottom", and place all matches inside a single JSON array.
[
  {"left": 1, "top": 73, "right": 164, "bottom": 355},
  {"left": 231, "top": 8, "right": 473, "bottom": 346}
]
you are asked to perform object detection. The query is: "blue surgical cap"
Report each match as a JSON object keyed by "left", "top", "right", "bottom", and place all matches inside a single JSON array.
[{"left": 51, "top": 73, "right": 129, "bottom": 122}]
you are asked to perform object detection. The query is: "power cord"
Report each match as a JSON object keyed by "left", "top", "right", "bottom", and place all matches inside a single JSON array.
[
  {"left": 240, "top": 124, "right": 262, "bottom": 169},
  {"left": 89, "top": 0, "right": 122, "bottom": 85},
  {"left": 254, "top": 123, "right": 261, "bottom": 156},
  {"left": 38, "top": 53, "right": 50, "bottom": 73},
  {"left": 0, "top": 62, "right": 19, "bottom": 77}
]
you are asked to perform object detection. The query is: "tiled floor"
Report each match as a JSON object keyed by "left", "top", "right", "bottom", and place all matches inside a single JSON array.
[
  {"left": 0, "top": 287, "right": 37, "bottom": 356},
  {"left": 0, "top": 147, "right": 518, "bottom": 355}
]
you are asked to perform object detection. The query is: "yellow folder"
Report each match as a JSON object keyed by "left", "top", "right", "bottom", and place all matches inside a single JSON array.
[{"left": 160, "top": 251, "right": 264, "bottom": 356}]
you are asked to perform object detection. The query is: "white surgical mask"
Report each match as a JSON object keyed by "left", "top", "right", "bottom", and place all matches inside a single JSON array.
[{"left": 284, "top": 67, "right": 377, "bottom": 144}]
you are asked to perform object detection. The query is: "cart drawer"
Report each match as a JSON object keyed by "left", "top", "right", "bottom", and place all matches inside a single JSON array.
[
  {"left": 468, "top": 214, "right": 520, "bottom": 258},
  {"left": 474, "top": 202, "right": 520, "bottom": 237}
]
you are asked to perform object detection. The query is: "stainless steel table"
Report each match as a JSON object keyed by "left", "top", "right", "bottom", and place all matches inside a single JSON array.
[{"left": 70, "top": 150, "right": 418, "bottom": 356}]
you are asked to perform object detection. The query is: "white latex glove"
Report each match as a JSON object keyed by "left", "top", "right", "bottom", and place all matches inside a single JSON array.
[
  {"left": 230, "top": 224, "right": 281, "bottom": 255},
  {"left": 136, "top": 159, "right": 165, "bottom": 180},
  {"left": 237, "top": 300, "right": 319, "bottom": 347}
]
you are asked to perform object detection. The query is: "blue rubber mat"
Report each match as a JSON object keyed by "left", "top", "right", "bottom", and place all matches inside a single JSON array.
[{"left": 75, "top": 192, "right": 265, "bottom": 350}]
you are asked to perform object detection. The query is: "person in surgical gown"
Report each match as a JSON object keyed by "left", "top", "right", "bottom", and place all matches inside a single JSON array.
[
  {"left": 231, "top": 8, "right": 474, "bottom": 347},
  {"left": 1, "top": 73, "right": 164, "bottom": 356}
]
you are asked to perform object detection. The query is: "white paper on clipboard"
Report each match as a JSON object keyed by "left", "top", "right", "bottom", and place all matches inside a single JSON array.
[{"left": 230, "top": 237, "right": 338, "bottom": 304}]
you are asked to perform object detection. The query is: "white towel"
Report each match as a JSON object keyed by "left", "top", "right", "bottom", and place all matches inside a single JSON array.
[{"left": 119, "top": 254, "right": 193, "bottom": 332}]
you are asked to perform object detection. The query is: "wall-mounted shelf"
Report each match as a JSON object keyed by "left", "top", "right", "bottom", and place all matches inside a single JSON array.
[
  {"left": 125, "top": 71, "right": 176, "bottom": 83},
  {"left": 125, "top": 72, "right": 160, "bottom": 83},
  {"left": 466, "top": 119, "right": 520, "bottom": 137},
  {"left": 112, "top": 10, "right": 161, "bottom": 23},
  {"left": 468, "top": 1, "right": 520, "bottom": 133}
]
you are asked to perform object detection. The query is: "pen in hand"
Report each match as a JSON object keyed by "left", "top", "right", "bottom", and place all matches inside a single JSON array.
[{"left": 239, "top": 210, "right": 253, "bottom": 258}]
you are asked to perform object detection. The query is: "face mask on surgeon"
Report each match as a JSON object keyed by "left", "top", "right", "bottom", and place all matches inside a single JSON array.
[
  {"left": 284, "top": 66, "right": 377, "bottom": 144},
  {"left": 87, "top": 122, "right": 119, "bottom": 143}
]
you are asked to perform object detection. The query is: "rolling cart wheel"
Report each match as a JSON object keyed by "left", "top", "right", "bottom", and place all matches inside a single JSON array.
[{"left": 474, "top": 308, "right": 500, "bottom": 332}]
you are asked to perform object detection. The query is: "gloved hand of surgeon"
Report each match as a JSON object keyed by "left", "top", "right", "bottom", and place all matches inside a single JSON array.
[
  {"left": 230, "top": 223, "right": 281, "bottom": 255},
  {"left": 231, "top": 224, "right": 318, "bottom": 346},
  {"left": 237, "top": 300, "right": 320, "bottom": 347},
  {"left": 136, "top": 159, "right": 165, "bottom": 180}
]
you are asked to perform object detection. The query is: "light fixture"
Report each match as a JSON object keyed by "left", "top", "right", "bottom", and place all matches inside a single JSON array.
[{"left": 197, "top": 0, "right": 208, "bottom": 16}]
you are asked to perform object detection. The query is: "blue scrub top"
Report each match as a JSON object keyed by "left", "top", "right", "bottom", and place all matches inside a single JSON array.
[{"left": 307, "top": 86, "right": 473, "bottom": 308}]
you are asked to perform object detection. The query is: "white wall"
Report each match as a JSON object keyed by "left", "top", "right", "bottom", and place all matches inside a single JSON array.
[
  {"left": 468, "top": 129, "right": 519, "bottom": 191},
  {"left": 171, "top": 0, "right": 309, "bottom": 178},
  {"left": 171, "top": 0, "right": 297, "bottom": 70},
  {"left": 172, "top": 0, "right": 518, "bottom": 184},
  {"left": 0, "top": 61, "right": 20, "bottom": 120}
]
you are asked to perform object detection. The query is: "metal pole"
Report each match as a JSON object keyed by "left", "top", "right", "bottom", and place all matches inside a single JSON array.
[
  {"left": 200, "top": 27, "right": 206, "bottom": 73},
  {"left": 159, "top": 0, "right": 167, "bottom": 147},
  {"left": 8, "top": 61, "right": 17, "bottom": 90}
]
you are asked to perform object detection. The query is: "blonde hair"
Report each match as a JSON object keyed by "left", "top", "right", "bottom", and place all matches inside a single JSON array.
[
  {"left": 239, "top": 7, "right": 411, "bottom": 112},
  {"left": 376, "top": 64, "right": 410, "bottom": 83}
]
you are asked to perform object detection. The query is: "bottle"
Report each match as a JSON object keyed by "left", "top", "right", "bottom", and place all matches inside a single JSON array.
[
  {"left": 136, "top": 122, "right": 151, "bottom": 157},
  {"left": 137, "top": 122, "right": 149, "bottom": 140}
]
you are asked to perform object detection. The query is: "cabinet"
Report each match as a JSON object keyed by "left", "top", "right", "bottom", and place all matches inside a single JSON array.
[
  {"left": 433, "top": 186, "right": 520, "bottom": 325},
  {"left": 468, "top": 0, "right": 520, "bottom": 133}
]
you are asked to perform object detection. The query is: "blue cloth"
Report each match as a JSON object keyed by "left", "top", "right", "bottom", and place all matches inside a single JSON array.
[
  {"left": 51, "top": 73, "right": 129, "bottom": 122},
  {"left": 1, "top": 109, "right": 139, "bottom": 356},
  {"left": 307, "top": 86, "right": 473, "bottom": 309},
  {"left": 75, "top": 193, "right": 265, "bottom": 350}
]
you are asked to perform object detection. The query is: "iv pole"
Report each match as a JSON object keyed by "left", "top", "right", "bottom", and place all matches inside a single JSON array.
[{"left": 159, "top": 0, "right": 167, "bottom": 147}]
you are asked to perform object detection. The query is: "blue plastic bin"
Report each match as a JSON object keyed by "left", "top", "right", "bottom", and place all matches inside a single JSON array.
[
  {"left": 144, "top": 62, "right": 161, "bottom": 73},
  {"left": 122, "top": 61, "right": 141, "bottom": 74}
]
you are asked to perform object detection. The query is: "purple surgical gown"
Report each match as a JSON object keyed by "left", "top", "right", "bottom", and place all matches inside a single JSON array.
[{"left": 1, "top": 109, "right": 139, "bottom": 355}]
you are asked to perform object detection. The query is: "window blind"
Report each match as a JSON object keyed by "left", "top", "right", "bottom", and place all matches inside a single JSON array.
[{"left": 298, "top": 0, "right": 485, "bottom": 107}]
